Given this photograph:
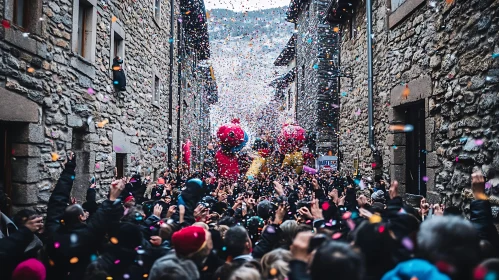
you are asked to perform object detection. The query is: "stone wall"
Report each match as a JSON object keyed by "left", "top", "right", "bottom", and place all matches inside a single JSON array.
[
  {"left": 339, "top": 0, "right": 499, "bottom": 207},
  {"left": 296, "top": 0, "right": 340, "bottom": 155},
  {"left": 0, "top": 0, "right": 211, "bottom": 214}
]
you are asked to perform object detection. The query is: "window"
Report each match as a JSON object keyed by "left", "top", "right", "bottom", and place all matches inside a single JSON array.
[
  {"left": 390, "top": 0, "right": 406, "bottom": 11},
  {"left": 110, "top": 21, "right": 125, "bottom": 72},
  {"left": 154, "top": 0, "right": 161, "bottom": 24},
  {"left": 13, "top": 0, "right": 29, "bottom": 28},
  {"left": 116, "top": 153, "right": 126, "bottom": 179},
  {"left": 72, "top": 0, "right": 97, "bottom": 62},
  {"left": 153, "top": 74, "right": 160, "bottom": 104},
  {"left": 76, "top": 3, "right": 92, "bottom": 58},
  {"left": 388, "top": 0, "right": 425, "bottom": 29},
  {"left": 112, "top": 32, "right": 124, "bottom": 60}
]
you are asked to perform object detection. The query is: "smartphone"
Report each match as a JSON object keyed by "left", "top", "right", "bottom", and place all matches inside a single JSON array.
[{"left": 90, "top": 176, "right": 95, "bottom": 184}]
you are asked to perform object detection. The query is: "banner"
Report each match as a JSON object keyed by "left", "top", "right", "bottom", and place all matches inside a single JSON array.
[{"left": 316, "top": 156, "right": 338, "bottom": 171}]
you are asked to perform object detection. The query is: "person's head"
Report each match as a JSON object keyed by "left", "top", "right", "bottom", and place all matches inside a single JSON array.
[
  {"left": 352, "top": 221, "right": 399, "bottom": 277},
  {"left": 225, "top": 226, "right": 252, "bottom": 257},
  {"left": 417, "top": 216, "right": 480, "bottom": 280},
  {"left": 172, "top": 226, "right": 212, "bottom": 266},
  {"left": 310, "top": 241, "right": 364, "bottom": 280},
  {"left": 62, "top": 204, "right": 85, "bottom": 226},
  {"left": 110, "top": 223, "right": 143, "bottom": 250},
  {"left": 13, "top": 209, "right": 37, "bottom": 228},
  {"left": 229, "top": 265, "right": 261, "bottom": 280},
  {"left": 124, "top": 196, "right": 136, "bottom": 208},
  {"left": 279, "top": 220, "right": 298, "bottom": 247},
  {"left": 121, "top": 206, "right": 146, "bottom": 224},
  {"left": 148, "top": 253, "right": 200, "bottom": 280},
  {"left": 261, "top": 249, "right": 292, "bottom": 279}
]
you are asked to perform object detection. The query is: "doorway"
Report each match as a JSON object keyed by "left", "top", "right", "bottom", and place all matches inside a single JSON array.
[
  {"left": 0, "top": 122, "right": 13, "bottom": 215},
  {"left": 404, "top": 101, "right": 426, "bottom": 196}
]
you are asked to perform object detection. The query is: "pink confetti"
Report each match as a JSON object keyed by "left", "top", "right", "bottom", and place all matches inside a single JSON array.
[
  {"left": 475, "top": 139, "right": 484, "bottom": 146},
  {"left": 54, "top": 242, "right": 60, "bottom": 248},
  {"left": 87, "top": 88, "right": 95, "bottom": 95},
  {"left": 355, "top": 109, "right": 361, "bottom": 116},
  {"left": 422, "top": 176, "right": 429, "bottom": 182},
  {"left": 332, "top": 232, "right": 342, "bottom": 239},
  {"left": 401, "top": 237, "right": 414, "bottom": 250},
  {"left": 346, "top": 219, "right": 356, "bottom": 231},
  {"left": 114, "top": 259, "right": 120, "bottom": 264},
  {"left": 95, "top": 163, "right": 100, "bottom": 169},
  {"left": 455, "top": 157, "right": 459, "bottom": 162},
  {"left": 485, "top": 182, "right": 492, "bottom": 189}
]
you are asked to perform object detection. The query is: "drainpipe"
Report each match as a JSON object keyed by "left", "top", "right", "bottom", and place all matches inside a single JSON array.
[
  {"left": 366, "top": 0, "right": 376, "bottom": 153},
  {"left": 168, "top": 0, "right": 175, "bottom": 168},
  {"left": 176, "top": 18, "right": 182, "bottom": 169}
]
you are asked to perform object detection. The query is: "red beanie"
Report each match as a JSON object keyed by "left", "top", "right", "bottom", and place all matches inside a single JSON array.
[
  {"left": 172, "top": 226, "right": 207, "bottom": 256},
  {"left": 124, "top": 195, "right": 134, "bottom": 203},
  {"left": 12, "top": 258, "right": 46, "bottom": 280}
]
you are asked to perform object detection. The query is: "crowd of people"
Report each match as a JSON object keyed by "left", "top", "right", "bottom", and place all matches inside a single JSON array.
[{"left": 1, "top": 150, "right": 499, "bottom": 280}]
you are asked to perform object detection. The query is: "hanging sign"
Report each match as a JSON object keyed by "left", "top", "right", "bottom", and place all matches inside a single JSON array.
[{"left": 316, "top": 156, "right": 338, "bottom": 171}]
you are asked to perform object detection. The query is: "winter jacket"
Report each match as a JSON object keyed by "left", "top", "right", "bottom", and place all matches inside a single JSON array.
[
  {"left": 252, "top": 224, "right": 283, "bottom": 259},
  {"left": 288, "top": 260, "right": 311, "bottom": 280},
  {"left": 470, "top": 199, "right": 499, "bottom": 255},
  {"left": 84, "top": 246, "right": 147, "bottom": 280},
  {"left": 0, "top": 219, "right": 36, "bottom": 280},
  {"left": 45, "top": 157, "right": 124, "bottom": 280},
  {"left": 82, "top": 188, "right": 98, "bottom": 216}
]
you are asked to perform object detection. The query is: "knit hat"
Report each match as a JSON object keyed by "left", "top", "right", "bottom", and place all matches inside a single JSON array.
[
  {"left": 157, "top": 178, "right": 166, "bottom": 185},
  {"left": 172, "top": 226, "right": 207, "bottom": 256},
  {"left": 382, "top": 259, "right": 451, "bottom": 280},
  {"left": 12, "top": 258, "right": 46, "bottom": 280},
  {"left": 124, "top": 196, "right": 134, "bottom": 203}
]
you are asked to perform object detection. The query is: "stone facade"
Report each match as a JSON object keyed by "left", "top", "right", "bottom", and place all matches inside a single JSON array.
[
  {"left": 337, "top": 0, "right": 499, "bottom": 207},
  {"left": 294, "top": 0, "right": 340, "bottom": 155},
  {"left": 0, "top": 0, "right": 213, "bottom": 215}
]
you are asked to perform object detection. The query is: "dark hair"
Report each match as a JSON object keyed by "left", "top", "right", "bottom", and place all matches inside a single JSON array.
[
  {"left": 63, "top": 204, "right": 85, "bottom": 226},
  {"left": 224, "top": 226, "right": 250, "bottom": 257},
  {"left": 12, "top": 209, "right": 37, "bottom": 227},
  {"left": 310, "top": 241, "right": 364, "bottom": 280},
  {"left": 417, "top": 216, "right": 480, "bottom": 280}
]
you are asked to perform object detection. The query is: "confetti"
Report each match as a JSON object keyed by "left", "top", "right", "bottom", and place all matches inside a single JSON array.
[
  {"left": 87, "top": 87, "right": 95, "bottom": 95},
  {"left": 22, "top": 32, "right": 29, "bottom": 37},
  {"left": 402, "top": 84, "right": 410, "bottom": 99},
  {"left": 389, "top": 124, "right": 414, "bottom": 132},
  {"left": 333, "top": 26, "right": 339, "bottom": 32},
  {"left": 2, "top": 19, "right": 10, "bottom": 28},
  {"left": 114, "top": 259, "right": 120, "bottom": 264},
  {"left": 332, "top": 232, "right": 342, "bottom": 239},
  {"left": 110, "top": 237, "right": 119, "bottom": 244},
  {"left": 112, "top": 16, "right": 117, "bottom": 22},
  {"left": 475, "top": 139, "right": 484, "bottom": 146},
  {"left": 369, "top": 214, "right": 382, "bottom": 224},
  {"left": 54, "top": 242, "right": 60, "bottom": 249},
  {"left": 98, "top": 119, "right": 109, "bottom": 128},
  {"left": 422, "top": 176, "right": 429, "bottom": 182},
  {"left": 69, "top": 257, "right": 79, "bottom": 264},
  {"left": 70, "top": 234, "right": 78, "bottom": 243},
  {"left": 401, "top": 237, "right": 414, "bottom": 250},
  {"left": 493, "top": 53, "right": 499, "bottom": 59},
  {"left": 51, "top": 152, "right": 60, "bottom": 161},
  {"left": 27, "top": 67, "right": 35, "bottom": 73}
]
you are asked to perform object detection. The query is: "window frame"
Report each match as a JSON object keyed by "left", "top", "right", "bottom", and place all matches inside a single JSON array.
[
  {"left": 110, "top": 20, "right": 126, "bottom": 76},
  {"left": 4, "top": 0, "right": 42, "bottom": 35},
  {"left": 152, "top": 68, "right": 162, "bottom": 107},
  {"left": 71, "top": 0, "right": 97, "bottom": 63},
  {"left": 153, "top": 0, "right": 161, "bottom": 26},
  {"left": 387, "top": 0, "right": 425, "bottom": 29},
  {"left": 13, "top": 0, "right": 29, "bottom": 29}
]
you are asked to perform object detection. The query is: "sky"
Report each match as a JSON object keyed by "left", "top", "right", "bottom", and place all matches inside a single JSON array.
[{"left": 204, "top": 0, "right": 290, "bottom": 11}]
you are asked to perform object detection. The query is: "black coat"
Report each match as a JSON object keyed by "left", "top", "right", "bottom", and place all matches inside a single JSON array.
[
  {"left": 471, "top": 199, "right": 499, "bottom": 255},
  {"left": 0, "top": 226, "right": 35, "bottom": 280},
  {"left": 84, "top": 246, "right": 147, "bottom": 280},
  {"left": 45, "top": 159, "right": 124, "bottom": 280}
]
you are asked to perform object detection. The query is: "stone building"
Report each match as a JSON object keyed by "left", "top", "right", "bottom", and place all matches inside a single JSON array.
[
  {"left": 330, "top": 0, "right": 498, "bottom": 205},
  {"left": 286, "top": 0, "right": 341, "bottom": 155},
  {"left": 272, "top": 34, "right": 297, "bottom": 124},
  {"left": 0, "top": 0, "right": 213, "bottom": 215}
]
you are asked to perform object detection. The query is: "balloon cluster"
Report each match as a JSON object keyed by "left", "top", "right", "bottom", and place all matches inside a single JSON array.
[{"left": 215, "top": 119, "right": 248, "bottom": 180}]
